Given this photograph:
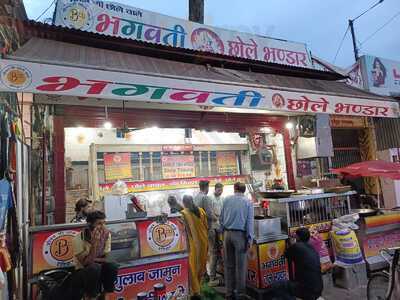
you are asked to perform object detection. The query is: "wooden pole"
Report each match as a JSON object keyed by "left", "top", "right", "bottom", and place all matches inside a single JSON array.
[{"left": 189, "top": 0, "right": 204, "bottom": 24}]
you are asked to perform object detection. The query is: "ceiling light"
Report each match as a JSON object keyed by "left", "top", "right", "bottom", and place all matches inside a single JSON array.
[
  {"left": 285, "top": 122, "right": 294, "bottom": 130},
  {"left": 104, "top": 121, "right": 112, "bottom": 130}
]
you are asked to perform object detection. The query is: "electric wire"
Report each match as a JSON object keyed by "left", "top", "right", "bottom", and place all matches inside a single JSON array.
[
  {"left": 35, "top": 0, "right": 57, "bottom": 22},
  {"left": 333, "top": 25, "right": 349, "bottom": 64}
]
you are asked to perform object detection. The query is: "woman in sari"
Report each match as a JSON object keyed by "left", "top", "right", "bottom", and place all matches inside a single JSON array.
[{"left": 181, "top": 195, "right": 208, "bottom": 299}]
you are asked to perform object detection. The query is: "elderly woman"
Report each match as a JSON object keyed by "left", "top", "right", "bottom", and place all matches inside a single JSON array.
[
  {"left": 167, "top": 195, "right": 183, "bottom": 214},
  {"left": 180, "top": 195, "right": 208, "bottom": 299}
]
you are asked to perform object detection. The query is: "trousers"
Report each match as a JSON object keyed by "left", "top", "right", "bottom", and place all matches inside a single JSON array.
[
  {"left": 223, "top": 230, "right": 247, "bottom": 298},
  {"left": 59, "top": 262, "right": 118, "bottom": 300}
]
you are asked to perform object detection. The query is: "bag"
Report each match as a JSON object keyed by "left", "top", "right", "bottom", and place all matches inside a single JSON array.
[
  {"left": 309, "top": 226, "right": 333, "bottom": 272},
  {"left": 331, "top": 228, "right": 364, "bottom": 265}
]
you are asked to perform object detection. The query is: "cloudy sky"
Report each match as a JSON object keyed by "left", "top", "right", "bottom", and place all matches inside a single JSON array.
[{"left": 23, "top": 0, "right": 400, "bottom": 68}]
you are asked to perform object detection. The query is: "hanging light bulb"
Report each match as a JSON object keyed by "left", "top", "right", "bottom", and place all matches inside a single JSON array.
[
  {"left": 285, "top": 122, "right": 294, "bottom": 130},
  {"left": 104, "top": 121, "right": 112, "bottom": 130}
]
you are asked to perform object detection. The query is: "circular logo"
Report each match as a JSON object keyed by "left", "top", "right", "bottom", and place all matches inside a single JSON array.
[
  {"left": 147, "top": 221, "right": 180, "bottom": 252},
  {"left": 61, "top": 3, "right": 93, "bottom": 30},
  {"left": 42, "top": 230, "right": 79, "bottom": 267},
  {"left": 191, "top": 28, "right": 225, "bottom": 54},
  {"left": 1, "top": 65, "right": 32, "bottom": 90},
  {"left": 268, "top": 243, "right": 279, "bottom": 259},
  {"left": 113, "top": 155, "right": 122, "bottom": 163},
  {"left": 271, "top": 93, "right": 285, "bottom": 109}
]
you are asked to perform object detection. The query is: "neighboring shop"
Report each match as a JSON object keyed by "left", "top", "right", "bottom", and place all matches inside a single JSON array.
[{"left": 1, "top": 1, "right": 400, "bottom": 298}]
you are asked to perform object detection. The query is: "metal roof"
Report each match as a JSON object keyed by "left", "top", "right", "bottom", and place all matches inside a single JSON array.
[
  {"left": 8, "top": 37, "right": 393, "bottom": 102},
  {"left": 6, "top": 18, "right": 345, "bottom": 81}
]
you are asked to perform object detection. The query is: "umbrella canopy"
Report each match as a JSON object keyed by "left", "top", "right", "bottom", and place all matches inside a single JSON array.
[{"left": 331, "top": 160, "right": 400, "bottom": 180}]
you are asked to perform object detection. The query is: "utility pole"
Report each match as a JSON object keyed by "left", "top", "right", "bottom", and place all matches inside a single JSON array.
[
  {"left": 189, "top": 0, "right": 204, "bottom": 24},
  {"left": 348, "top": 19, "right": 359, "bottom": 62},
  {"left": 348, "top": 0, "right": 384, "bottom": 62}
]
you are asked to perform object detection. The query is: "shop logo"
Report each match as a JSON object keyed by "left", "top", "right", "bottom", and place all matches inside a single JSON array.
[
  {"left": 191, "top": 28, "right": 225, "bottom": 54},
  {"left": 42, "top": 230, "right": 79, "bottom": 267},
  {"left": 0, "top": 65, "right": 32, "bottom": 90},
  {"left": 267, "top": 243, "right": 279, "bottom": 259},
  {"left": 113, "top": 154, "right": 122, "bottom": 163},
  {"left": 272, "top": 93, "right": 285, "bottom": 109},
  {"left": 147, "top": 221, "right": 180, "bottom": 252},
  {"left": 61, "top": 3, "right": 94, "bottom": 30}
]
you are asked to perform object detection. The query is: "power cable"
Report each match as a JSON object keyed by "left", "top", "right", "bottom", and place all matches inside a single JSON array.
[
  {"left": 35, "top": 0, "right": 57, "bottom": 22},
  {"left": 332, "top": 25, "right": 349, "bottom": 64},
  {"left": 360, "top": 10, "right": 400, "bottom": 47}
]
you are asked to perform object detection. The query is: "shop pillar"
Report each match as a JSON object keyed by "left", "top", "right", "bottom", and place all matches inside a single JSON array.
[
  {"left": 283, "top": 129, "right": 295, "bottom": 190},
  {"left": 53, "top": 116, "right": 65, "bottom": 223}
]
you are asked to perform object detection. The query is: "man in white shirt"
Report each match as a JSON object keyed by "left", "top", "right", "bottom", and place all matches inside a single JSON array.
[{"left": 208, "top": 182, "right": 224, "bottom": 284}]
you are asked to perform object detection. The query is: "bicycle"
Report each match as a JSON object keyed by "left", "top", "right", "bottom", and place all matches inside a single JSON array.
[{"left": 367, "top": 247, "right": 400, "bottom": 300}]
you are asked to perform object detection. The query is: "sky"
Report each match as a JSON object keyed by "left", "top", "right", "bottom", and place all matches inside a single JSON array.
[{"left": 23, "top": 0, "right": 400, "bottom": 68}]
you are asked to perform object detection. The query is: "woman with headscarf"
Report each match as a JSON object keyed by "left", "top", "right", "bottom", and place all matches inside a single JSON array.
[{"left": 180, "top": 195, "right": 208, "bottom": 299}]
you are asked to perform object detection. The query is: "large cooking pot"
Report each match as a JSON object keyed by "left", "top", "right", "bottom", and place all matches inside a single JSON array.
[{"left": 352, "top": 208, "right": 378, "bottom": 218}]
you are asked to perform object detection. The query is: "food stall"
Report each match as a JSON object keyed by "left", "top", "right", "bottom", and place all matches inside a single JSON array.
[{"left": 29, "top": 215, "right": 189, "bottom": 299}]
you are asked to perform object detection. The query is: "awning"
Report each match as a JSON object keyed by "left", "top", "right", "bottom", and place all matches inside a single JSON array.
[{"left": 1, "top": 37, "right": 399, "bottom": 118}]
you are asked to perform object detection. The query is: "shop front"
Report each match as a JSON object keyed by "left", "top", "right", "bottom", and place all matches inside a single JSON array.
[{"left": 1, "top": 12, "right": 400, "bottom": 299}]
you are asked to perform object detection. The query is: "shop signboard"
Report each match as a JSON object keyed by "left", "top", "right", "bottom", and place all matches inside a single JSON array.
[
  {"left": 363, "top": 55, "right": 400, "bottom": 97},
  {"left": 99, "top": 175, "right": 248, "bottom": 195},
  {"left": 162, "top": 145, "right": 193, "bottom": 152},
  {"left": 104, "top": 152, "right": 132, "bottom": 181},
  {"left": 161, "top": 155, "right": 195, "bottom": 179},
  {"left": 108, "top": 257, "right": 189, "bottom": 300},
  {"left": 53, "top": 0, "right": 312, "bottom": 68},
  {"left": 30, "top": 228, "right": 81, "bottom": 274},
  {"left": 258, "top": 240, "right": 288, "bottom": 288},
  {"left": 330, "top": 115, "right": 366, "bottom": 129},
  {"left": 0, "top": 59, "right": 399, "bottom": 118},
  {"left": 137, "top": 218, "right": 188, "bottom": 258},
  {"left": 1, "top": 58, "right": 398, "bottom": 118},
  {"left": 216, "top": 152, "right": 238, "bottom": 175}
]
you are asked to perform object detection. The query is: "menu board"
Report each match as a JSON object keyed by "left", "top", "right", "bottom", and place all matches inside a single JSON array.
[
  {"left": 104, "top": 152, "right": 132, "bottom": 181},
  {"left": 216, "top": 152, "right": 238, "bottom": 175},
  {"left": 162, "top": 155, "right": 195, "bottom": 179}
]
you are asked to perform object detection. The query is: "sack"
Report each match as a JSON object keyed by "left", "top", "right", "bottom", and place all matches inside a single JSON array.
[{"left": 331, "top": 228, "right": 364, "bottom": 265}]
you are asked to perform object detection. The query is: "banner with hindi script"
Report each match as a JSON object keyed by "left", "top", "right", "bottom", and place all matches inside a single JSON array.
[
  {"left": 1, "top": 59, "right": 399, "bottom": 117},
  {"left": 53, "top": 0, "right": 313, "bottom": 68}
]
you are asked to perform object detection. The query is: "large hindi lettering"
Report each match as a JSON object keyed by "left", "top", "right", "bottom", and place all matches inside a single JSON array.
[{"left": 54, "top": 0, "right": 313, "bottom": 68}]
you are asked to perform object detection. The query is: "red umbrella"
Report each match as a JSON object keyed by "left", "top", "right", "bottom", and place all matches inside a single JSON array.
[
  {"left": 331, "top": 160, "right": 400, "bottom": 180},
  {"left": 332, "top": 160, "right": 400, "bottom": 209}
]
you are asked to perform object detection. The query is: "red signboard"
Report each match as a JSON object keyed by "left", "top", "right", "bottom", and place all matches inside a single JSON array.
[{"left": 104, "top": 152, "right": 132, "bottom": 181}]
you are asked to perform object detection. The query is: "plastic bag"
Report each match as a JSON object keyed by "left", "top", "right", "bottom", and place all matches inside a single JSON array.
[{"left": 309, "top": 225, "right": 333, "bottom": 272}]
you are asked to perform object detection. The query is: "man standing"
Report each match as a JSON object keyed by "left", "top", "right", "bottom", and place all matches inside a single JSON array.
[
  {"left": 70, "top": 198, "right": 92, "bottom": 223},
  {"left": 194, "top": 180, "right": 213, "bottom": 230},
  {"left": 220, "top": 182, "right": 254, "bottom": 300},
  {"left": 208, "top": 183, "right": 224, "bottom": 285}
]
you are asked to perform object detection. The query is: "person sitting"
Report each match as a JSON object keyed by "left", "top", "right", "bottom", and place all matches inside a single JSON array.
[
  {"left": 70, "top": 198, "right": 92, "bottom": 223},
  {"left": 62, "top": 210, "right": 118, "bottom": 300},
  {"left": 180, "top": 195, "right": 208, "bottom": 300},
  {"left": 269, "top": 227, "right": 323, "bottom": 300},
  {"left": 167, "top": 195, "right": 183, "bottom": 214}
]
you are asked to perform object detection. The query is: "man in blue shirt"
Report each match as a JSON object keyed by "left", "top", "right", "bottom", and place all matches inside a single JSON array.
[{"left": 220, "top": 182, "right": 254, "bottom": 300}]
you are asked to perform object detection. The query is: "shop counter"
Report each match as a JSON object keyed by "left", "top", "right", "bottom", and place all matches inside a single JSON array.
[
  {"left": 247, "top": 234, "right": 289, "bottom": 290},
  {"left": 268, "top": 192, "right": 355, "bottom": 251},
  {"left": 355, "top": 212, "right": 400, "bottom": 272},
  {"left": 28, "top": 215, "right": 189, "bottom": 299}
]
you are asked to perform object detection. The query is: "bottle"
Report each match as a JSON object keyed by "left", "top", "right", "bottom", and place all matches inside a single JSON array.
[
  {"left": 153, "top": 283, "right": 166, "bottom": 300},
  {"left": 136, "top": 292, "right": 147, "bottom": 300}
]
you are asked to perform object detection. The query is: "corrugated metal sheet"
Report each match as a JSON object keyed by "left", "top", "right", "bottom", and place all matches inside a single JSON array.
[
  {"left": 8, "top": 37, "right": 394, "bottom": 101},
  {"left": 375, "top": 118, "right": 400, "bottom": 150}
]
